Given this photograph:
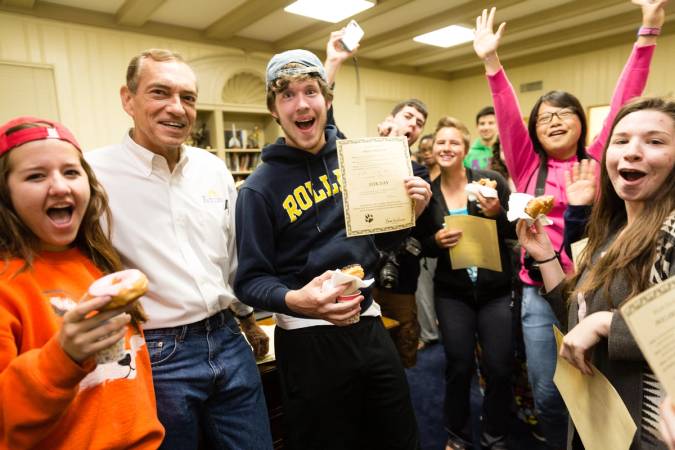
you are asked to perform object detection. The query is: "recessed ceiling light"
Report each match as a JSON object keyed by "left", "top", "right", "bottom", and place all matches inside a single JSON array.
[
  {"left": 284, "top": 0, "right": 375, "bottom": 23},
  {"left": 413, "top": 25, "right": 474, "bottom": 48}
]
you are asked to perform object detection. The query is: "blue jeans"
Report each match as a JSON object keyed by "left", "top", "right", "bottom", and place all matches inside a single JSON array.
[
  {"left": 521, "top": 286, "right": 568, "bottom": 448},
  {"left": 144, "top": 310, "right": 272, "bottom": 450}
]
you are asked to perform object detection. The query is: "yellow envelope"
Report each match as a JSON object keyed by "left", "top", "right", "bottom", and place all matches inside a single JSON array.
[
  {"left": 570, "top": 237, "right": 589, "bottom": 271},
  {"left": 444, "top": 215, "right": 501, "bottom": 272},
  {"left": 619, "top": 276, "right": 675, "bottom": 397},
  {"left": 553, "top": 326, "right": 636, "bottom": 450}
]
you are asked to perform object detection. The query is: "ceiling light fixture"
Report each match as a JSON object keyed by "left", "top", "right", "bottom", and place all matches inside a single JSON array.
[
  {"left": 284, "top": 0, "right": 375, "bottom": 23},
  {"left": 413, "top": 25, "right": 474, "bottom": 48}
]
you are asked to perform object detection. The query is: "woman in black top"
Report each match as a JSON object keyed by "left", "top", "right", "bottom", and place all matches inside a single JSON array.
[{"left": 422, "top": 117, "right": 515, "bottom": 450}]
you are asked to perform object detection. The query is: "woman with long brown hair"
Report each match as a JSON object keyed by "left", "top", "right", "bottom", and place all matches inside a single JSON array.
[
  {"left": 0, "top": 117, "right": 163, "bottom": 449},
  {"left": 518, "top": 97, "right": 675, "bottom": 449}
]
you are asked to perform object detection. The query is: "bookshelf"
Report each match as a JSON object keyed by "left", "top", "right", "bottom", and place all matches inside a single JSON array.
[{"left": 191, "top": 105, "right": 279, "bottom": 181}]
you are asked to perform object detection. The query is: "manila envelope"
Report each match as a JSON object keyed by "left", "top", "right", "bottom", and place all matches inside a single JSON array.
[
  {"left": 553, "top": 326, "right": 636, "bottom": 450},
  {"left": 444, "top": 215, "right": 501, "bottom": 272}
]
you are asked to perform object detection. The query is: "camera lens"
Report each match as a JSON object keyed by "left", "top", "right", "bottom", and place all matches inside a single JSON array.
[{"left": 379, "top": 260, "right": 399, "bottom": 289}]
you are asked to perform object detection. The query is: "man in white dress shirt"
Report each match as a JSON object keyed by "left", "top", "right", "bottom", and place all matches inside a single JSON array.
[{"left": 86, "top": 49, "right": 272, "bottom": 450}]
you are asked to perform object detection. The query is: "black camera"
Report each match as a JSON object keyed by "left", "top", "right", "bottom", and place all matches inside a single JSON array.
[
  {"left": 377, "top": 237, "right": 422, "bottom": 289},
  {"left": 523, "top": 251, "right": 560, "bottom": 283}
]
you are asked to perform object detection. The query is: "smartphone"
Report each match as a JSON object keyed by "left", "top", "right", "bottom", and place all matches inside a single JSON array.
[{"left": 340, "top": 20, "right": 364, "bottom": 52}]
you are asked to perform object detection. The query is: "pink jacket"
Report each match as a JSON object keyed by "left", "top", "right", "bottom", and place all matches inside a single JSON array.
[{"left": 487, "top": 44, "right": 655, "bottom": 285}]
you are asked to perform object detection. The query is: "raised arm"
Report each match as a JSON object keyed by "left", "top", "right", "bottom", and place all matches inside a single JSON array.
[
  {"left": 324, "top": 28, "right": 358, "bottom": 87},
  {"left": 586, "top": 0, "right": 665, "bottom": 160},
  {"left": 474, "top": 7, "right": 537, "bottom": 189}
]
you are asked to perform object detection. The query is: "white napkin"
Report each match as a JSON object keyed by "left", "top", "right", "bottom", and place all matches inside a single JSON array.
[
  {"left": 322, "top": 269, "right": 375, "bottom": 294},
  {"left": 507, "top": 192, "right": 553, "bottom": 226},
  {"left": 465, "top": 182, "right": 498, "bottom": 202}
]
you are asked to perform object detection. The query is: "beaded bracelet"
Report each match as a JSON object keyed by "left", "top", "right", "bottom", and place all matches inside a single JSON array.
[{"left": 638, "top": 26, "right": 661, "bottom": 36}]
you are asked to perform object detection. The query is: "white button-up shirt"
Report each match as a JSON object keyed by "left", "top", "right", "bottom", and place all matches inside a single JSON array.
[{"left": 86, "top": 133, "right": 251, "bottom": 329}]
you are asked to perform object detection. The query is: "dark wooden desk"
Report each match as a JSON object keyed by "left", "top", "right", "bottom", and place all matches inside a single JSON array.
[{"left": 256, "top": 317, "right": 400, "bottom": 449}]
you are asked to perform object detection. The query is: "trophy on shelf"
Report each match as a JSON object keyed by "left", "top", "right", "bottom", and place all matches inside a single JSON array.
[
  {"left": 226, "top": 123, "right": 242, "bottom": 149},
  {"left": 248, "top": 125, "right": 263, "bottom": 149}
]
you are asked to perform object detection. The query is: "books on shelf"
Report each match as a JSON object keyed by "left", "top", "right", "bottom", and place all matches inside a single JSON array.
[{"left": 226, "top": 151, "right": 261, "bottom": 173}]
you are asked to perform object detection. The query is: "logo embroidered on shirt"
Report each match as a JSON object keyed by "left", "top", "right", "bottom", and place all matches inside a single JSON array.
[{"left": 202, "top": 189, "right": 226, "bottom": 205}]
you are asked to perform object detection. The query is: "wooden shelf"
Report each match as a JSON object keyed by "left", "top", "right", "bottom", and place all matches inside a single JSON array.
[
  {"left": 224, "top": 148, "right": 262, "bottom": 153},
  {"left": 193, "top": 107, "right": 278, "bottom": 180}
]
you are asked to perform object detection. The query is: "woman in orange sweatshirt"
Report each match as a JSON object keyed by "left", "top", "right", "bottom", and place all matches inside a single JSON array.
[{"left": 0, "top": 116, "right": 164, "bottom": 449}]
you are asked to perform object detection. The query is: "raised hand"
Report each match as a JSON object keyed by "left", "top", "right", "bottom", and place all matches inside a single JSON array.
[
  {"left": 58, "top": 295, "right": 131, "bottom": 364},
  {"left": 325, "top": 28, "right": 359, "bottom": 86},
  {"left": 473, "top": 7, "right": 506, "bottom": 61},
  {"left": 564, "top": 159, "right": 597, "bottom": 206},
  {"left": 633, "top": 0, "right": 668, "bottom": 28}
]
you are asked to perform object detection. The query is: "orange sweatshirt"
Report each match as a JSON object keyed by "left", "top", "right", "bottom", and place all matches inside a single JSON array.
[{"left": 0, "top": 248, "right": 164, "bottom": 449}]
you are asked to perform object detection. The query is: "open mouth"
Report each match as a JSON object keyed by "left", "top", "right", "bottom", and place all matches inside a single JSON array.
[
  {"left": 549, "top": 130, "right": 566, "bottom": 137},
  {"left": 619, "top": 168, "right": 646, "bottom": 182},
  {"left": 47, "top": 206, "right": 74, "bottom": 225},
  {"left": 295, "top": 118, "right": 315, "bottom": 130}
]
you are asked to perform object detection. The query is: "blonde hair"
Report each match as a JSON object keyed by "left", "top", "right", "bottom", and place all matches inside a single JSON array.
[{"left": 434, "top": 116, "right": 471, "bottom": 151}]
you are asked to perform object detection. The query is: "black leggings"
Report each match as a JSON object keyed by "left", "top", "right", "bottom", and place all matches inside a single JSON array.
[{"left": 435, "top": 293, "right": 514, "bottom": 440}]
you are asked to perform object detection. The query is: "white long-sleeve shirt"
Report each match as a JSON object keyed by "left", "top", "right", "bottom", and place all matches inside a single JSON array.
[{"left": 86, "top": 132, "right": 251, "bottom": 329}]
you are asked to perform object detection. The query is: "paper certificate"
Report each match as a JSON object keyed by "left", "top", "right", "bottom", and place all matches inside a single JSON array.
[
  {"left": 337, "top": 136, "right": 414, "bottom": 236},
  {"left": 553, "top": 326, "right": 636, "bottom": 450},
  {"left": 620, "top": 276, "right": 675, "bottom": 397},
  {"left": 444, "top": 215, "right": 501, "bottom": 272}
]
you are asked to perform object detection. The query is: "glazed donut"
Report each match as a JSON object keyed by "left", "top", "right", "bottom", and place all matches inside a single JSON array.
[
  {"left": 524, "top": 195, "right": 555, "bottom": 218},
  {"left": 88, "top": 269, "right": 149, "bottom": 310}
]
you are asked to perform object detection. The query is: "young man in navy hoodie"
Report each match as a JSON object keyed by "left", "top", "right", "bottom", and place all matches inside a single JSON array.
[{"left": 234, "top": 49, "right": 430, "bottom": 450}]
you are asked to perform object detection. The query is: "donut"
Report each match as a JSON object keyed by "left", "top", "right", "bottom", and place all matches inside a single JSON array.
[
  {"left": 88, "top": 269, "right": 149, "bottom": 310},
  {"left": 341, "top": 264, "right": 364, "bottom": 280},
  {"left": 475, "top": 178, "right": 497, "bottom": 189},
  {"left": 524, "top": 195, "right": 555, "bottom": 218}
]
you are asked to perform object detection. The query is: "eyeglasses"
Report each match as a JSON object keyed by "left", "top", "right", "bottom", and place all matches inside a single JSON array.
[{"left": 536, "top": 109, "right": 576, "bottom": 126}]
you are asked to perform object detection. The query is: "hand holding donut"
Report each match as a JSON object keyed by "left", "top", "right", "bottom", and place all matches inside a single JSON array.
[{"left": 58, "top": 295, "right": 131, "bottom": 364}]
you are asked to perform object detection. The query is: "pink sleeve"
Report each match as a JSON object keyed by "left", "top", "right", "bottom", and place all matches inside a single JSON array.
[
  {"left": 587, "top": 44, "right": 655, "bottom": 160},
  {"left": 0, "top": 336, "right": 91, "bottom": 449},
  {"left": 487, "top": 68, "right": 538, "bottom": 192}
]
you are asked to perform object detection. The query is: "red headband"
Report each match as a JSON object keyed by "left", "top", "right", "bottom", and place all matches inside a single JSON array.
[{"left": 0, "top": 116, "right": 81, "bottom": 156}]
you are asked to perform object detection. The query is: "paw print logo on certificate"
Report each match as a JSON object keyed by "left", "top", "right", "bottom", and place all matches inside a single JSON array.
[{"left": 365, "top": 213, "right": 374, "bottom": 223}]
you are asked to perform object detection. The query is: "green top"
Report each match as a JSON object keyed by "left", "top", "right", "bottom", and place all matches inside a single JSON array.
[{"left": 463, "top": 138, "right": 493, "bottom": 170}]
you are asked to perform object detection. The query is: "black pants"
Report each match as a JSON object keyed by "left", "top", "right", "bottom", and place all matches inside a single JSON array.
[
  {"left": 275, "top": 317, "right": 419, "bottom": 450},
  {"left": 435, "top": 293, "right": 513, "bottom": 441}
]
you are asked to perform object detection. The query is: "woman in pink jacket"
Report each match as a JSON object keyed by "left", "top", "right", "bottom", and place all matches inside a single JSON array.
[{"left": 472, "top": 2, "right": 666, "bottom": 448}]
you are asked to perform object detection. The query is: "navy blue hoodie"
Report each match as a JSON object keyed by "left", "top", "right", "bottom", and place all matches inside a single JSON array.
[{"left": 235, "top": 125, "right": 401, "bottom": 316}]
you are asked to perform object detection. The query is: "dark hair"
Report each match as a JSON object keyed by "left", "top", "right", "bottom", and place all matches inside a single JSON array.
[
  {"left": 419, "top": 134, "right": 433, "bottom": 145},
  {"left": 527, "top": 90, "right": 588, "bottom": 161},
  {"left": 391, "top": 99, "right": 428, "bottom": 121},
  {"left": 567, "top": 97, "right": 675, "bottom": 303},
  {"left": 489, "top": 137, "right": 510, "bottom": 180},
  {"left": 475, "top": 106, "right": 495, "bottom": 124}
]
